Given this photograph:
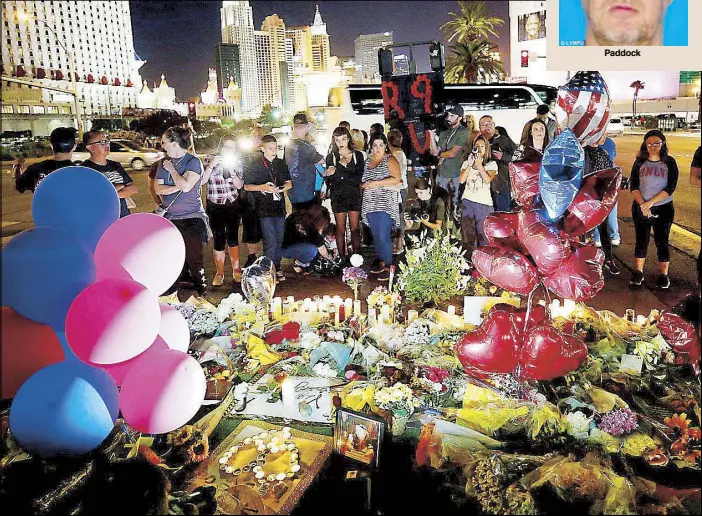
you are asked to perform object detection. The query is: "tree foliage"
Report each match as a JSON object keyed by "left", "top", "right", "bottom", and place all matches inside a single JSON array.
[
  {"left": 440, "top": 0, "right": 504, "bottom": 43},
  {"left": 128, "top": 111, "right": 189, "bottom": 137}
]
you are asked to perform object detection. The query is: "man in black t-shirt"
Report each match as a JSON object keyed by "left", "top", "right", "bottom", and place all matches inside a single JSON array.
[
  {"left": 80, "top": 130, "right": 137, "bottom": 218},
  {"left": 244, "top": 134, "right": 292, "bottom": 280},
  {"left": 15, "top": 127, "right": 77, "bottom": 193}
]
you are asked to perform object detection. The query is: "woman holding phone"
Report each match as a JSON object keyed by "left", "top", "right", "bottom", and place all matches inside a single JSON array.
[{"left": 459, "top": 136, "right": 498, "bottom": 261}]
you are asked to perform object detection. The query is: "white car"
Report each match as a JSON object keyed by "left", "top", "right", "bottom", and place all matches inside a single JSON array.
[
  {"left": 606, "top": 118, "right": 625, "bottom": 137},
  {"left": 72, "top": 140, "right": 164, "bottom": 170}
]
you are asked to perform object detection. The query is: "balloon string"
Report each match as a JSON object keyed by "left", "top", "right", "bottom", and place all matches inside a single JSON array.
[{"left": 523, "top": 287, "right": 537, "bottom": 337}]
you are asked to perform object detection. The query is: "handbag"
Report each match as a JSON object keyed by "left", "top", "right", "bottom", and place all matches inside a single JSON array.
[{"left": 153, "top": 190, "right": 183, "bottom": 217}]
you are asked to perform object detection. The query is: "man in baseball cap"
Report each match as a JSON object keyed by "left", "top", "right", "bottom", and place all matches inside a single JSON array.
[
  {"left": 15, "top": 127, "right": 77, "bottom": 193},
  {"left": 427, "top": 104, "right": 469, "bottom": 224}
]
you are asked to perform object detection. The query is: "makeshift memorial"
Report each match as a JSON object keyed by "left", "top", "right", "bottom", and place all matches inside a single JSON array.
[
  {"left": 94, "top": 213, "right": 186, "bottom": 296},
  {"left": 335, "top": 408, "right": 385, "bottom": 468}
]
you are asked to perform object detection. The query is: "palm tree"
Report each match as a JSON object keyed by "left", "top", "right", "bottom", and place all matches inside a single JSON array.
[
  {"left": 440, "top": 1, "right": 504, "bottom": 43},
  {"left": 630, "top": 80, "right": 645, "bottom": 125},
  {"left": 444, "top": 41, "right": 505, "bottom": 84}
]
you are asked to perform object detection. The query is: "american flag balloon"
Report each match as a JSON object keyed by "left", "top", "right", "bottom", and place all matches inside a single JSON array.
[{"left": 554, "top": 71, "right": 612, "bottom": 147}]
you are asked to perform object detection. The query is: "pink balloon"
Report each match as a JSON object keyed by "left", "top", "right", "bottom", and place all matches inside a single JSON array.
[
  {"left": 509, "top": 160, "right": 541, "bottom": 207},
  {"left": 120, "top": 348, "right": 206, "bottom": 434},
  {"left": 455, "top": 310, "right": 521, "bottom": 375},
  {"left": 563, "top": 167, "right": 622, "bottom": 236},
  {"left": 66, "top": 278, "right": 161, "bottom": 365},
  {"left": 94, "top": 213, "right": 185, "bottom": 295},
  {"left": 99, "top": 337, "right": 169, "bottom": 386},
  {"left": 472, "top": 245, "right": 540, "bottom": 296},
  {"left": 483, "top": 212, "right": 527, "bottom": 254},
  {"left": 518, "top": 324, "right": 588, "bottom": 380},
  {"left": 517, "top": 209, "right": 571, "bottom": 276},
  {"left": 158, "top": 303, "right": 190, "bottom": 353},
  {"left": 543, "top": 244, "right": 604, "bottom": 301}
]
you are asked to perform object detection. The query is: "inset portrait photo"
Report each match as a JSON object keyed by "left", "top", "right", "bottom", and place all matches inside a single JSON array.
[
  {"left": 546, "top": 0, "right": 700, "bottom": 71},
  {"left": 519, "top": 10, "right": 547, "bottom": 42},
  {"left": 559, "top": 0, "right": 688, "bottom": 47}
]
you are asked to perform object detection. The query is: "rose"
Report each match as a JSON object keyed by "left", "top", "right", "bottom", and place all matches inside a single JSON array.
[{"left": 350, "top": 254, "right": 364, "bottom": 267}]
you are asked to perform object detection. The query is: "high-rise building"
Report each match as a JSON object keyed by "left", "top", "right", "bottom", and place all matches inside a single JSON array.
[
  {"left": 254, "top": 31, "right": 275, "bottom": 109},
  {"left": 310, "top": 5, "right": 330, "bottom": 72},
  {"left": 221, "top": 1, "right": 260, "bottom": 116},
  {"left": 1, "top": 0, "right": 143, "bottom": 133},
  {"left": 286, "top": 26, "right": 312, "bottom": 112},
  {"left": 354, "top": 32, "right": 393, "bottom": 83},
  {"left": 393, "top": 54, "right": 410, "bottom": 76},
  {"left": 284, "top": 37, "right": 294, "bottom": 112},
  {"left": 215, "top": 43, "right": 241, "bottom": 100},
  {"left": 261, "top": 14, "right": 287, "bottom": 110}
]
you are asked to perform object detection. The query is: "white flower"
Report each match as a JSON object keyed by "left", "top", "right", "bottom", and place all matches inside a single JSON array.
[
  {"left": 350, "top": 254, "right": 364, "bottom": 267},
  {"left": 566, "top": 411, "right": 593, "bottom": 438},
  {"left": 312, "top": 362, "right": 338, "bottom": 378},
  {"left": 300, "top": 331, "right": 322, "bottom": 350}
]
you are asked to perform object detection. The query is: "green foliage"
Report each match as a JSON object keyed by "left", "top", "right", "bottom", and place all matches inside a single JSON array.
[
  {"left": 397, "top": 230, "right": 470, "bottom": 305},
  {"left": 440, "top": 1, "right": 504, "bottom": 43},
  {"left": 128, "top": 111, "right": 189, "bottom": 137}
]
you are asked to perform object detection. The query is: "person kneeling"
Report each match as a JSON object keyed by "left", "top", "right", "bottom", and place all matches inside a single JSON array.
[
  {"left": 281, "top": 205, "right": 336, "bottom": 276},
  {"left": 404, "top": 178, "right": 448, "bottom": 241}
]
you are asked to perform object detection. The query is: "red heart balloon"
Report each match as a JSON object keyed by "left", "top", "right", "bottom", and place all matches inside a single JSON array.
[
  {"left": 455, "top": 310, "right": 522, "bottom": 374},
  {"left": 518, "top": 209, "right": 572, "bottom": 276},
  {"left": 543, "top": 244, "right": 604, "bottom": 301},
  {"left": 518, "top": 324, "right": 588, "bottom": 380},
  {"left": 489, "top": 303, "right": 548, "bottom": 339},
  {"left": 563, "top": 167, "right": 622, "bottom": 236},
  {"left": 472, "top": 245, "right": 540, "bottom": 296},
  {"left": 483, "top": 212, "right": 525, "bottom": 253},
  {"left": 657, "top": 312, "right": 701, "bottom": 374},
  {"left": 509, "top": 160, "right": 541, "bottom": 207}
]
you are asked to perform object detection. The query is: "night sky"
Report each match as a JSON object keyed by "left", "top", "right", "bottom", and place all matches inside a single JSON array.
[{"left": 130, "top": 1, "right": 510, "bottom": 101}]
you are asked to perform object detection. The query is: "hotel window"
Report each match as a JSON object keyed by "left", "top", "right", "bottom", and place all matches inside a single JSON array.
[
  {"left": 1, "top": 105, "right": 13, "bottom": 114},
  {"left": 32, "top": 105, "right": 45, "bottom": 114},
  {"left": 17, "top": 105, "right": 30, "bottom": 114},
  {"left": 46, "top": 105, "right": 59, "bottom": 114},
  {"left": 60, "top": 105, "right": 70, "bottom": 114}
]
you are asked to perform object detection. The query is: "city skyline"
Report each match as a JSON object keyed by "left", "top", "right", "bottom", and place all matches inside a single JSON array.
[{"left": 130, "top": 0, "right": 511, "bottom": 100}]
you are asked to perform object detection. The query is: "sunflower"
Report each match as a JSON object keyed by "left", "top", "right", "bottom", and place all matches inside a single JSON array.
[
  {"left": 688, "top": 427, "right": 701, "bottom": 440},
  {"left": 168, "top": 425, "right": 194, "bottom": 446},
  {"left": 187, "top": 436, "right": 209, "bottom": 463}
]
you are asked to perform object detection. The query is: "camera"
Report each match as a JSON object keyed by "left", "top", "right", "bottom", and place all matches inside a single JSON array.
[{"left": 471, "top": 148, "right": 479, "bottom": 155}]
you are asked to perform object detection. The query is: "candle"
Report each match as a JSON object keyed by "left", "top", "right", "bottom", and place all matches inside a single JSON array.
[
  {"left": 380, "top": 305, "right": 391, "bottom": 325},
  {"left": 303, "top": 298, "right": 311, "bottom": 312},
  {"left": 354, "top": 300, "right": 362, "bottom": 317},
  {"left": 282, "top": 299, "right": 291, "bottom": 314},
  {"left": 447, "top": 305, "right": 456, "bottom": 316},
  {"left": 281, "top": 379, "right": 297, "bottom": 408},
  {"left": 368, "top": 307, "right": 377, "bottom": 326},
  {"left": 549, "top": 299, "right": 561, "bottom": 318},
  {"left": 309, "top": 301, "right": 318, "bottom": 313},
  {"left": 408, "top": 309, "right": 419, "bottom": 323},
  {"left": 463, "top": 296, "right": 470, "bottom": 323},
  {"left": 338, "top": 303, "right": 345, "bottom": 323},
  {"left": 319, "top": 300, "right": 328, "bottom": 313},
  {"left": 333, "top": 295, "right": 342, "bottom": 306},
  {"left": 625, "top": 309, "right": 635, "bottom": 323},
  {"left": 333, "top": 305, "right": 340, "bottom": 326},
  {"left": 343, "top": 298, "right": 353, "bottom": 321},
  {"left": 563, "top": 299, "right": 576, "bottom": 317},
  {"left": 287, "top": 296, "right": 295, "bottom": 305},
  {"left": 636, "top": 314, "right": 647, "bottom": 326}
]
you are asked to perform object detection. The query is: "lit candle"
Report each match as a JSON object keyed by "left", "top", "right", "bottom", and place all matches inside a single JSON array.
[
  {"left": 333, "top": 305, "right": 340, "bottom": 326},
  {"left": 368, "top": 307, "right": 377, "bottom": 326},
  {"left": 563, "top": 299, "right": 576, "bottom": 317},
  {"left": 281, "top": 379, "right": 296, "bottom": 408},
  {"left": 354, "top": 299, "right": 362, "bottom": 317},
  {"left": 319, "top": 300, "right": 328, "bottom": 313},
  {"left": 408, "top": 309, "right": 419, "bottom": 323},
  {"left": 303, "top": 298, "right": 311, "bottom": 312},
  {"left": 287, "top": 296, "right": 295, "bottom": 305},
  {"left": 550, "top": 299, "right": 561, "bottom": 319},
  {"left": 463, "top": 296, "right": 470, "bottom": 323},
  {"left": 309, "top": 301, "right": 318, "bottom": 313},
  {"left": 380, "top": 305, "right": 391, "bottom": 325},
  {"left": 636, "top": 314, "right": 647, "bottom": 326},
  {"left": 282, "top": 299, "right": 291, "bottom": 314},
  {"left": 273, "top": 300, "right": 283, "bottom": 320},
  {"left": 447, "top": 305, "right": 456, "bottom": 316},
  {"left": 333, "top": 295, "right": 342, "bottom": 306}
]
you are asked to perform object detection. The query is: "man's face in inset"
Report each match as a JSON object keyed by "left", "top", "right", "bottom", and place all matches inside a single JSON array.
[
  {"left": 582, "top": 0, "right": 671, "bottom": 46},
  {"left": 526, "top": 13, "right": 541, "bottom": 39}
]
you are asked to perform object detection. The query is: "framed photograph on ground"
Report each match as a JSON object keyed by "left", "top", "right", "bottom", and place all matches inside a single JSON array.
[{"left": 334, "top": 408, "right": 385, "bottom": 469}]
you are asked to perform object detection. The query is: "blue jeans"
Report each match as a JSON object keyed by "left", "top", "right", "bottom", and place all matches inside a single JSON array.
[
  {"left": 260, "top": 217, "right": 285, "bottom": 269},
  {"left": 593, "top": 203, "right": 620, "bottom": 243},
  {"left": 366, "top": 211, "right": 393, "bottom": 265},
  {"left": 281, "top": 243, "right": 319, "bottom": 264},
  {"left": 491, "top": 188, "right": 512, "bottom": 212},
  {"left": 436, "top": 176, "right": 461, "bottom": 216}
]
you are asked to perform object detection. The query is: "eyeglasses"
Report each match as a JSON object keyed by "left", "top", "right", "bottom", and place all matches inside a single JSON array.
[
  {"left": 479, "top": 122, "right": 494, "bottom": 128},
  {"left": 646, "top": 142, "right": 663, "bottom": 147},
  {"left": 87, "top": 139, "right": 110, "bottom": 147}
]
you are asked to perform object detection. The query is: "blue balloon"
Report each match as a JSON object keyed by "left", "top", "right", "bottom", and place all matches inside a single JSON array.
[
  {"left": 31, "top": 166, "right": 119, "bottom": 251},
  {"left": 1, "top": 226, "right": 96, "bottom": 331},
  {"left": 539, "top": 129, "right": 584, "bottom": 221},
  {"left": 9, "top": 360, "right": 119, "bottom": 457}
]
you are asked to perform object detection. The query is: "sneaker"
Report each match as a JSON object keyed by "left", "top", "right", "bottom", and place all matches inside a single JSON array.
[
  {"left": 276, "top": 271, "right": 286, "bottom": 282},
  {"left": 629, "top": 270, "right": 645, "bottom": 287},
  {"left": 655, "top": 274, "right": 671, "bottom": 290},
  {"left": 377, "top": 268, "right": 391, "bottom": 281},
  {"left": 233, "top": 269, "right": 242, "bottom": 282},
  {"left": 293, "top": 260, "right": 310, "bottom": 275},
  {"left": 603, "top": 260, "right": 620, "bottom": 276},
  {"left": 370, "top": 263, "right": 386, "bottom": 274},
  {"left": 212, "top": 273, "right": 224, "bottom": 286},
  {"left": 594, "top": 240, "right": 602, "bottom": 248},
  {"left": 611, "top": 238, "right": 621, "bottom": 246}
]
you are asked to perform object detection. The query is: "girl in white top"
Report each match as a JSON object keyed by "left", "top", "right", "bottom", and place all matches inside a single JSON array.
[{"left": 458, "top": 136, "right": 498, "bottom": 260}]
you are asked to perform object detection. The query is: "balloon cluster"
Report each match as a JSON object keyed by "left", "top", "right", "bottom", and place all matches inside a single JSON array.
[
  {"left": 472, "top": 72, "right": 622, "bottom": 302},
  {"left": 1, "top": 167, "right": 205, "bottom": 457},
  {"left": 456, "top": 304, "right": 588, "bottom": 381}
]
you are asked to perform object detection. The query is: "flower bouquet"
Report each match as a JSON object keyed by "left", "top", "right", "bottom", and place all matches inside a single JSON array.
[
  {"left": 342, "top": 265, "right": 368, "bottom": 301},
  {"left": 374, "top": 382, "right": 421, "bottom": 435},
  {"left": 367, "top": 286, "right": 402, "bottom": 312}
]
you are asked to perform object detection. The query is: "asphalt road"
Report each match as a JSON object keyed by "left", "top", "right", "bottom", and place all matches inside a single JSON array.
[{"left": 2, "top": 133, "right": 699, "bottom": 313}]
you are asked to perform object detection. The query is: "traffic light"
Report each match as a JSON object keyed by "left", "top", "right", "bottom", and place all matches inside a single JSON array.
[
  {"left": 521, "top": 50, "right": 529, "bottom": 68},
  {"left": 378, "top": 48, "right": 394, "bottom": 78},
  {"left": 429, "top": 42, "right": 444, "bottom": 71}
]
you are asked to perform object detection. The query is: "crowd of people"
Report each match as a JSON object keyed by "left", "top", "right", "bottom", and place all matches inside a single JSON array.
[{"left": 12, "top": 106, "right": 699, "bottom": 296}]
